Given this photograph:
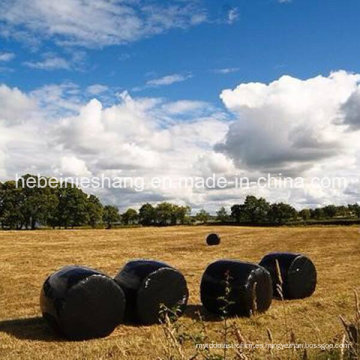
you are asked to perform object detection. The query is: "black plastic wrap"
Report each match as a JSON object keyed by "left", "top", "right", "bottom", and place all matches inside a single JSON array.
[
  {"left": 259, "top": 252, "right": 317, "bottom": 299},
  {"left": 114, "top": 260, "right": 189, "bottom": 325},
  {"left": 40, "top": 265, "right": 126, "bottom": 340},
  {"left": 200, "top": 260, "right": 273, "bottom": 317},
  {"left": 206, "top": 233, "right": 221, "bottom": 246}
]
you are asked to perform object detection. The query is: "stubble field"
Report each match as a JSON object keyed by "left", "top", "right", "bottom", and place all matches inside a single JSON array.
[{"left": 0, "top": 226, "right": 359, "bottom": 359}]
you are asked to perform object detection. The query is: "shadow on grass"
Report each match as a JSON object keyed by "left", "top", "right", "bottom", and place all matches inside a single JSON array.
[{"left": 0, "top": 316, "right": 61, "bottom": 341}]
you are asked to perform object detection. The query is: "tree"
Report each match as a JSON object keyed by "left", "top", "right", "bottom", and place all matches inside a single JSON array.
[
  {"left": 139, "top": 203, "right": 156, "bottom": 226},
  {"left": 299, "top": 209, "right": 311, "bottom": 221},
  {"left": 349, "top": 203, "right": 360, "bottom": 218},
  {"left": 322, "top": 205, "right": 337, "bottom": 218},
  {"left": 335, "top": 205, "right": 349, "bottom": 217},
  {"left": 311, "top": 208, "right": 324, "bottom": 220},
  {"left": 103, "top": 205, "right": 121, "bottom": 229},
  {"left": 230, "top": 204, "right": 243, "bottom": 223},
  {"left": 171, "top": 205, "right": 191, "bottom": 225},
  {"left": 0, "top": 181, "right": 25, "bottom": 229},
  {"left": 155, "top": 202, "right": 174, "bottom": 226},
  {"left": 216, "top": 207, "right": 229, "bottom": 223},
  {"left": 196, "top": 209, "right": 210, "bottom": 224},
  {"left": 122, "top": 208, "right": 138, "bottom": 225},
  {"left": 268, "top": 203, "right": 297, "bottom": 225},
  {"left": 86, "top": 195, "right": 103, "bottom": 228},
  {"left": 55, "top": 185, "right": 90, "bottom": 228}
]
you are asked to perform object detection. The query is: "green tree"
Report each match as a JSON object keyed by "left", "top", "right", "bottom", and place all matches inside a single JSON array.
[
  {"left": 139, "top": 203, "right": 156, "bottom": 226},
  {"left": 0, "top": 181, "right": 25, "bottom": 229},
  {"left": 311, "top": 208, "right": 325, "bottom": 220},
  {"left": 103, "top": 205, "right": 121, "bottom": 229},
  {"left": 17, "top": 175, "right": 59, "bottom": 229},
  {"left": 322, "top": 205, "right": 337, "bottom": 218},
  {"left": 349, "top": 203, "right": 360, "bottom": 218},
  {"left": 86, "top": 194, "right": 103, "bottom": 228},
  {"left": 230, "top": 204, "right": 243, "bottom": 223},
  {"left": 268, "top": 202, "right": 297, "bottom": 225},
  {"left": 122, "top": 208, "right": 138, "bottom": 225},
  {"left": 195, "top": 209, "right": 210, "bottom": 224},
  {"left": 55, "top": 185, "right": 90, "bottom": 228},
  {"left": 299, "top": 209, "right": 311, "bottom": 221},
  {"left": 171, "top": 205, "right": 191, "bottom": 225},
  {"left": 216, "top": 206, "right": 229, "bottom": 223},
  {"left": 155, "top": 202, "right": 174, "bottom": 226},
  {"left": 232, "top": 195, "right": 270, "bottom": 224}
]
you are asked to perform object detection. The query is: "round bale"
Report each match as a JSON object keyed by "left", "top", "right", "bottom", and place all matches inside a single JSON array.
[
  {"left": 259, "top": 252, "right": 317, "bottom": 299},
  {"left": 206, "top": 233, "right": 221, "bottom": 246},
  {"left": 200, "top": 260, "right": 273, "bottom": 317},
  {"left": 114, "top": 260, "right": 189, "bottom": 325},
  {"left": 40, "top": 265, "right": 126, "bottom": 340}
]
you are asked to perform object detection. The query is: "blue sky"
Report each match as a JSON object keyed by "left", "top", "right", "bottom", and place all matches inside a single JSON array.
[
  {"left": 2, "top": 0, "right": 360, "bottom": 105},
  {"left": 1, "top": 0, "right": 360, "bottom": 211}
]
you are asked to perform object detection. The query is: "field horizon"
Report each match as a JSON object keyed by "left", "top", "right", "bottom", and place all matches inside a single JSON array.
[{"left": 0, "top": 226, "right": 359, "bottom": 359}]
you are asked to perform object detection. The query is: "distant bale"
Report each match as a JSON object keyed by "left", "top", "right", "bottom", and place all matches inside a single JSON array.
[
  {"left": 200, "top": 260, "right": 272, "bottom": 317},
  {"left": 40, "top": 266, "right": 125, "bottom": 340},
  {"left": 114, "top": 260, "right": 189, "bottom": 325},
  {"left": 206, "top": 233, "right": 221, "bottom": 246},
  {"left": 259, "top": 252, "right": 317, "bottom": 299}
]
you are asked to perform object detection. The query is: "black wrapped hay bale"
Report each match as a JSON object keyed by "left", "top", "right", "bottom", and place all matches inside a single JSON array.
[
  {"left": 206, "top": 233, "right": 220, "bottom": 246},
  {"left": 40, "top": 266, "right": 126, "bottom": 340},
  {"left": 259, "top": 252, "right": 317, "bottom": 299},
  {"left": 200, "top": 260, "right": 273, "bottom": 317},
  {"left": 114, "top": 260, "right": 189, "bottom": 325}
]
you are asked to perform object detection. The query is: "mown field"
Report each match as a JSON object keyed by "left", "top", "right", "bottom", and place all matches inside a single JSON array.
[{"left": 0, "top": 226, "right": 359, "bottom": 359}]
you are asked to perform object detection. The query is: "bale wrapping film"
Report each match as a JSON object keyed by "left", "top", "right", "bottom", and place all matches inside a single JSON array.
[
  {"left": 206, "top": 233, "right": 221, "bottom": 246},
  {"left": 200, "top": 260, "right": 273, "bottom": 317},
  {"left": 40, "top": 265, "right": 126, "bottom": 340},
  {"left": 259, "top": 252, "right": 317, "bottom": 299},
  {"left": 114, "top": 260, "right": 189, "bottom": 325}
]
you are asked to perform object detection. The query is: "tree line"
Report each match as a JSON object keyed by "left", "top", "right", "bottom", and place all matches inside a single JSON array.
[{"left": 1, "top": 175, "right": 359, "bottom": 229}]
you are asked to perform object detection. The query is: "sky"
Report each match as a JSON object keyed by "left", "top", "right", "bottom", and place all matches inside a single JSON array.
[{"left": 1, "top": 0, "right": 360, "bottom": 212}]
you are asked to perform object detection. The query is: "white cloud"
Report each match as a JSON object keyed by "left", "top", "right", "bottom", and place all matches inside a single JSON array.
[
  {"left": 227, "top": 8, "right": 239, "bottom": 24},
  {"left": 2, "top": 72, "right": 360, "bottom": 210},
  {"left": 0, "top": 0, "right": 207, "bottom": 48},
  {"left": 218, "top": 71, "right": 360, "bottom": 174},
  {"left": 59, "top": 155, "right": 91, "bottom": 177},
  {"left": 161, "top": 100, "right": 209, "bottom": 115},
  {"left": 213, "top": 67, "right": 239, "bottom": 74},
  {"left": 24, "top": 54, "right": 71, "bottom": 70},
  {"left": 86, "top": 84, "right": 109, "bottom": 95},
  {"left": 146, "top": 73, "right": 191, "bottom": 87},
  {"left": 0, "top": 84, "right": 37, "bottom": 124},
  {"left": 0, "top": 52, "right": 15, "bottom": 62}
]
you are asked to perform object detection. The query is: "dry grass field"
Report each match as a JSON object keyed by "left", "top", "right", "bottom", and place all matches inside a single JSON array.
[{"left": 0, "top": 226, "right": 359, "bottom": 359}]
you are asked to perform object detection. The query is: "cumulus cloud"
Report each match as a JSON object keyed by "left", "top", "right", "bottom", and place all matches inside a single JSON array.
[
  {"left": 218, "top": 71, "right": 360, "bottom": 174},
  {"left": 341, "top": 88, "right": 360, "bottom": 130},
  {"left": 0, "top": 0, "right": 207, "bottom": 48},
  {"left": 2, "top": 72, "right": 360, "bottom": 210},
  {"left": 0, "top": 84, "right": 37, "bottom": 124}
]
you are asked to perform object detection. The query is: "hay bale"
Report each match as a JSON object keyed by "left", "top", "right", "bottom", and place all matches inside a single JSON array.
[
  {"left": 200, "top": 260, "right": 272, "bottom": 317},
  {"left": 206, "top": 233, "right": 220, "bottom": 246},
  {"left": 259, "top": 252, "right": 317, "bottom": 299},
  {"left": 114, "top": 260, "right": 189, "bottom": 325},
  {"left": 40, "top": 265, "right": 125, "bottom": 340}
]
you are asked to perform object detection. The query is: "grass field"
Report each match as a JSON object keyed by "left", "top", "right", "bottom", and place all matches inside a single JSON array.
[{"left": 0, "top": 226, "right": 359, "bottom": 359}]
